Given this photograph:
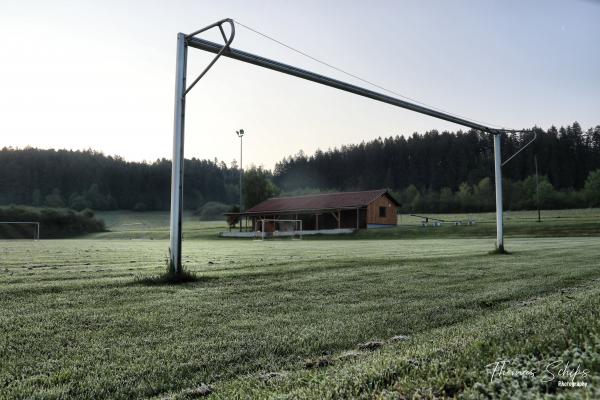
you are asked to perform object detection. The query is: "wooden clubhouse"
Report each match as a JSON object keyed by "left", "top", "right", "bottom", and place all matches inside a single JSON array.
[{"left": 228, "top": 189, "right": 400, "bottom": 233}]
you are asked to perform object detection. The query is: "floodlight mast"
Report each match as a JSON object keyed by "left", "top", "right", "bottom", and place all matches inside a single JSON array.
[{"left": 169, "top": 18, "right": 518, "bottom": 272}]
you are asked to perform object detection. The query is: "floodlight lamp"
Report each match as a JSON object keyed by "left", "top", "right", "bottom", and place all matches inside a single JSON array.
[{"left": 236, "top": 129, "right": 245, "bottom": 137}]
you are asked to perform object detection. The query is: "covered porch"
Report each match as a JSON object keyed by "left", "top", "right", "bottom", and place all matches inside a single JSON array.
[{"left": 225, "top": 207, "right": 368, "bottom": 233}]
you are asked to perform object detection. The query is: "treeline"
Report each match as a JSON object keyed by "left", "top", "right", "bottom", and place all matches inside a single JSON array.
[
  {"left": 395, "top": 171, "right": 600, "bottom": 214},
  {"left": 0, "top": 148, "right": 241, "bottom": 211},
  {"left": 1, "top": 122, "right": 599, "bottom": 214},
  {"left": 274, "top": 122, "right": 600, "bottom": 193}
]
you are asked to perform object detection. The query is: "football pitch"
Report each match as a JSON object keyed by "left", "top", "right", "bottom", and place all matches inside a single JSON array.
[{"left": 1, "top": 212, "right": 600, "bottom": 398}]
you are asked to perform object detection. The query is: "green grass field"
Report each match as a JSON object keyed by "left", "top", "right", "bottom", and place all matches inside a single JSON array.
[
  {"left": 1, "top": 210, "right": 600, "bottom": 398},
  {"left": 89, "top": 208, "right": 600, "bottom": 241}
]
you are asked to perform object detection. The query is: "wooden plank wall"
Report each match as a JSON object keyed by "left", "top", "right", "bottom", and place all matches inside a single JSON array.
[{"left": 366, "top": 195, "right": 397, "bottom": 225}]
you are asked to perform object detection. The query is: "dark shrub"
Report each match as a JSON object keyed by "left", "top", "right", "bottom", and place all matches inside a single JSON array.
[{"left": 0, "top": 206, "right": 106, "bottom": 239}]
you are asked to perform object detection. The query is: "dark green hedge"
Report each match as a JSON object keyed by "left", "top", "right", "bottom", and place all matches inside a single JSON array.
[{"left": 0, "top": 206, "right": 106, "bottom": 239}]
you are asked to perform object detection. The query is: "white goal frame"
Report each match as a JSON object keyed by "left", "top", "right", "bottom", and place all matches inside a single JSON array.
[
  {"left": 256, "top": 219, "right": 303, "bottom": 240},
  {"left": 0, "top": 222, "right": 40, "bottom": 240},
  {"left": 167, "top": 18, "right": 531, "bottom": 272}
]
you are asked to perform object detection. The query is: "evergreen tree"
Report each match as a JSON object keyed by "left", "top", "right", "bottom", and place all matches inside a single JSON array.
[{"left": 584, "top": 170, "right": 600, "bottom": 207}]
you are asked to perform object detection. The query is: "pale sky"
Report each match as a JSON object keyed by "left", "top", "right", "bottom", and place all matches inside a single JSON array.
[{"left": 1, "top": 0, "right": 599, "bottom": 169}]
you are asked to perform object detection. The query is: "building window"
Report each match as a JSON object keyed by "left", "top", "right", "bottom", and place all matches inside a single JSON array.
[{"left": 379, "top": 206, "right": 386, "bottom": 218}]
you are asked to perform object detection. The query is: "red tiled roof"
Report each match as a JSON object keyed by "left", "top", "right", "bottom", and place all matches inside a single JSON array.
[{"left": 244, "top": 189, "right": 399, "bottom": 214}]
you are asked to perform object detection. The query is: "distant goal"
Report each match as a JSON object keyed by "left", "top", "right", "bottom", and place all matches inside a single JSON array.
[
  {"left": 0, "top": 222, "right": 40, "bottom": 240},
  {"left": 255, "top": 219, "right": 303, "bottom": 240}
]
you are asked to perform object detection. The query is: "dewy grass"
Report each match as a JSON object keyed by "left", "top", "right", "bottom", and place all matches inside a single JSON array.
[
  {"left": 488, "top": 247, "right": 512, "bottom": 255},
  {"left": 212, "top": 282, "right": 600, "bottom": 399},
  {"left": 134, "top": 257, "right": 203, "bottom": 285},
  {"left": 134, "top": 268, "right": 201, "bottom": 285},
  {"left": 1, "top": 212, "right": 599, "bottom": 399}
]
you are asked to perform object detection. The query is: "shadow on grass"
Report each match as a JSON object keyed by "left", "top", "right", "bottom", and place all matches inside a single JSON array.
[
  {"left": 488, "top": 248, "right": 513, "bottom": 255},
  {"left": 133, "top": 270, "right": 216, "bottom": 286}
]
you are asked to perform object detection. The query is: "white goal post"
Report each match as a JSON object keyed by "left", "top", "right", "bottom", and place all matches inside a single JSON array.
[
  {"left": 0, "top": 222, "right": 40, "bottom": 240},
  {"left": 255, "top": 219, "right": 303, "bottom": 240}
]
